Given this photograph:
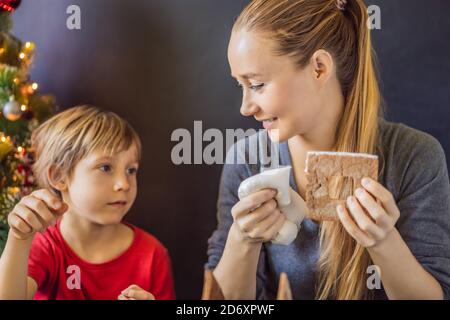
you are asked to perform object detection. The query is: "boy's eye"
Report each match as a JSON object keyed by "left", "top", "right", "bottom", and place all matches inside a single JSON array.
[
  {"left": 127, "top": 167, "right": 138, "bottom": 175},
  {"left": 99, "top": 165, "right": 111, "bottom": 173},
  {"left": 235, "top": 82, "right": 243, "bottom": 90}
]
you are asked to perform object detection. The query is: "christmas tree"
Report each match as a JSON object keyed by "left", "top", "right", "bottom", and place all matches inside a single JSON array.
[{"left": 0, "top": 0, "right": 56, "bottom": 253}]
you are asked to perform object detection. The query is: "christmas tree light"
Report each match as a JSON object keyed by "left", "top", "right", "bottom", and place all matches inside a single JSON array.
[{"left": 0, "top": 0, "right": 57, "bottom": 253}]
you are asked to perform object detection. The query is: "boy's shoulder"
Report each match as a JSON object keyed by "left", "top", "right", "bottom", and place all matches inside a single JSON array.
[
  {"left": 126, "top": 223, "right": 169, "bottom": 256},
  {"left": 31, "top": 223, "right": 61, "bottom": 250}
]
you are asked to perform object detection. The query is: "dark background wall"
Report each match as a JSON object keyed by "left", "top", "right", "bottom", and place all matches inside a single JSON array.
[{"left": 12, "top": 0, "right": 450, "bottom": 299}]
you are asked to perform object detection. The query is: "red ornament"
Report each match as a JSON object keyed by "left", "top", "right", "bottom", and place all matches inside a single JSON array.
[{"left": 0, "top": 0, "right": 21, "bottom": 12}]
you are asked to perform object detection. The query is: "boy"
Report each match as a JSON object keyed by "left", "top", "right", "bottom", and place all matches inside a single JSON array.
[{"left": 0, "top": 106, "right": 175, "bottom": 300}]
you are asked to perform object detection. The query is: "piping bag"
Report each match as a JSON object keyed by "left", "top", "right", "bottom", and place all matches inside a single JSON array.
[{"left": 237, "top": 166, "right": 308, "bottom": 245}]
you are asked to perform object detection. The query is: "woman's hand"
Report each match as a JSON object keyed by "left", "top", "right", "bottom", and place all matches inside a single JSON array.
[
  {"left": 118, "top": 284, "right": 155, "bottom": 300},
  {"left": 337, "top": 177, "right": 400, "bottom": 249},
  {"left": 231, "top": 188, "right": 285, "bottom": 244},
  {"left": 7, "top": 189, "right": 68, "bottom": 240}
]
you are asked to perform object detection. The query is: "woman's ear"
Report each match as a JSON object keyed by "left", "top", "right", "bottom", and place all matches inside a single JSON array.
[
  {"left": 310, "top": 49, "right": 334, "bottom": 86},
  {"left": 47, "top": 165, "right": 68, "bottom": 192}
]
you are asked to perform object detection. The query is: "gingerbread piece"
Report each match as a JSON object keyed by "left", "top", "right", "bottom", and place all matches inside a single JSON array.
[{"left": 305, "top": 151, "right": 378, "bottom": 221}]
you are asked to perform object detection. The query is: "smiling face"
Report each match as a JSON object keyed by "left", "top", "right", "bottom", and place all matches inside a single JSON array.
[
  {"left": 59, "top": 144, "right": 139, "bottom": 226},
  {"left": 228, "top": 30, "right": 339, "bottom": 143}
]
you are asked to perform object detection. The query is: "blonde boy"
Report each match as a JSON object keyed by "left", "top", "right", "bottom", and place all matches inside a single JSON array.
[{"left": 0, "top": 106, "right": 175, "bottom": 300}]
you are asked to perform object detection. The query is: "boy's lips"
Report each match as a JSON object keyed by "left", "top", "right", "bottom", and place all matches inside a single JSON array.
[{"left": 108, "top": 201, "right": 127, "bottom": 206}]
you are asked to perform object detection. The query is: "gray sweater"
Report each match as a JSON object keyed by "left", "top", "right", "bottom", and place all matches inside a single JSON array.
[{"left": 206, "top": 118, "right": 450, "bottom": 300}]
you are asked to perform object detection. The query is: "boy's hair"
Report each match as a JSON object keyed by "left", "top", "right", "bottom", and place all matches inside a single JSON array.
[{"left": 31, "top": 105, "right": 142, "bottom": 198}]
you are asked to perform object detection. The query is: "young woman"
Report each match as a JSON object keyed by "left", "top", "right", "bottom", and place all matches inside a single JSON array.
[{"left": 206, "top": 0, "right": 450, "bottom": 300}]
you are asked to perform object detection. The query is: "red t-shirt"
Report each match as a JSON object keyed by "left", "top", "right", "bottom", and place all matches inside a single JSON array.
[{"left": 27, "top": 220, "right": 175, "bottom": 300}]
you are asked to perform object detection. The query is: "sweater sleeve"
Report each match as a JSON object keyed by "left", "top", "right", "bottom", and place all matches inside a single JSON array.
[
  {"left": 205, "top": 137, "right": 277, "bottom": 299},
  {"left": 394, "top": 132, "right": 450, "bottom": 300},
  {"left": 205, "top": 142, "right": 249, "bottom": 270}
]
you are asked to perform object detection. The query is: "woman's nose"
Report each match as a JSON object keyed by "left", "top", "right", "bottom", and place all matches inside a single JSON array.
[{"left": 240, "top": 92, "right": 260, "bottom": 117}]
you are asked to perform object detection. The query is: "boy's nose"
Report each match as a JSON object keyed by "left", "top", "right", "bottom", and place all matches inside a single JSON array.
[{"left": 114, "top": 174, "right": 131, "bottom": 191}]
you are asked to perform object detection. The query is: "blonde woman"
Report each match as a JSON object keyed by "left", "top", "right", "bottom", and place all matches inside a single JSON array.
[
  {"left": 0, "top": 106, "right": 175, "bottom": 300},
  {"left": 206, "top": 0, "right": 450, "bottom": 299}
]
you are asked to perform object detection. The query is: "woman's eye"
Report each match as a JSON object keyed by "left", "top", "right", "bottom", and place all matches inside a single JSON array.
[
  {"left": 99, "top": 165, "right": 111, "bottom": 173},
  {"left": 235, "top": 82, "right": 264, "bottom": 91},
  {"left": 250, "top": 83, "right": 264, "bottom": 91}
]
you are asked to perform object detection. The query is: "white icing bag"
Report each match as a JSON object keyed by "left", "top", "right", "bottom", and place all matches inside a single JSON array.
[{"left": 237, "top": 166, "right": 308, "bottom": 245}]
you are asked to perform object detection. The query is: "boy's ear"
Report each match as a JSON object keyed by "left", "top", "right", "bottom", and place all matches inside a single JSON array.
[{"left": 47, "top": 165, "right": 68, "bottom": 192}]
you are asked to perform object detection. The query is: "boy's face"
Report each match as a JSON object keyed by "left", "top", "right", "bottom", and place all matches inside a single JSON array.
[{"left": 62, "top": 144, "right": 139, "bottom": 225}]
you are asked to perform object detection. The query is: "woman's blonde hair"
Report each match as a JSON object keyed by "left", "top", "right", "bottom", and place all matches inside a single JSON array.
[
  {"left": 31, "top": 105, "right": 142, "bottom": 198},
  {"left": 233, "top": 0, "right": 384, "bottom": 299}
]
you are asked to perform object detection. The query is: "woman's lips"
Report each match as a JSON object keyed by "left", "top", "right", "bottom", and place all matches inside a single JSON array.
[{"left": 262, "top": 117, "right": 278, "bottom": 130}]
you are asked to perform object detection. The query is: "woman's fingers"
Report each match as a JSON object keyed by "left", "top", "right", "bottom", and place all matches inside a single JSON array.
[
  {"left": 237, "top": 199, "right": 277, "bottom": 232},
  {"left": 337, "top": 205, "right": 376, "bottom": 247},
  {"left": 231, "top": 189, "right": 277, "bottom": 220},
  {"left": 247, "top": 209, "right": 282, "bottom": 240},
  {"left": 261, "top": 212, "right": 286, "bottom": 241},
  {"left": 346, "top": 196, "right": 386, "bottom": 241},
  {"left": 354, "top": 188, "right": 391, "bottom": 228},
  {"left": 337, "top": 179, "right": 401, "bottom": 249},
  {"left": 232, "top": 187, "right": 287, "bottom": 242},
  {"left": 361, "top": 178, "right": 400, "bottom": 220}
]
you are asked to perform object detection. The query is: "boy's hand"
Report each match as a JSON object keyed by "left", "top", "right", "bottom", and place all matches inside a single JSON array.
[
  {"left": 118, "top": 284, "right": 155, "bottom": 300},
  {"left": 7, "top": 189, "right": 68, "bottom": 240}
]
